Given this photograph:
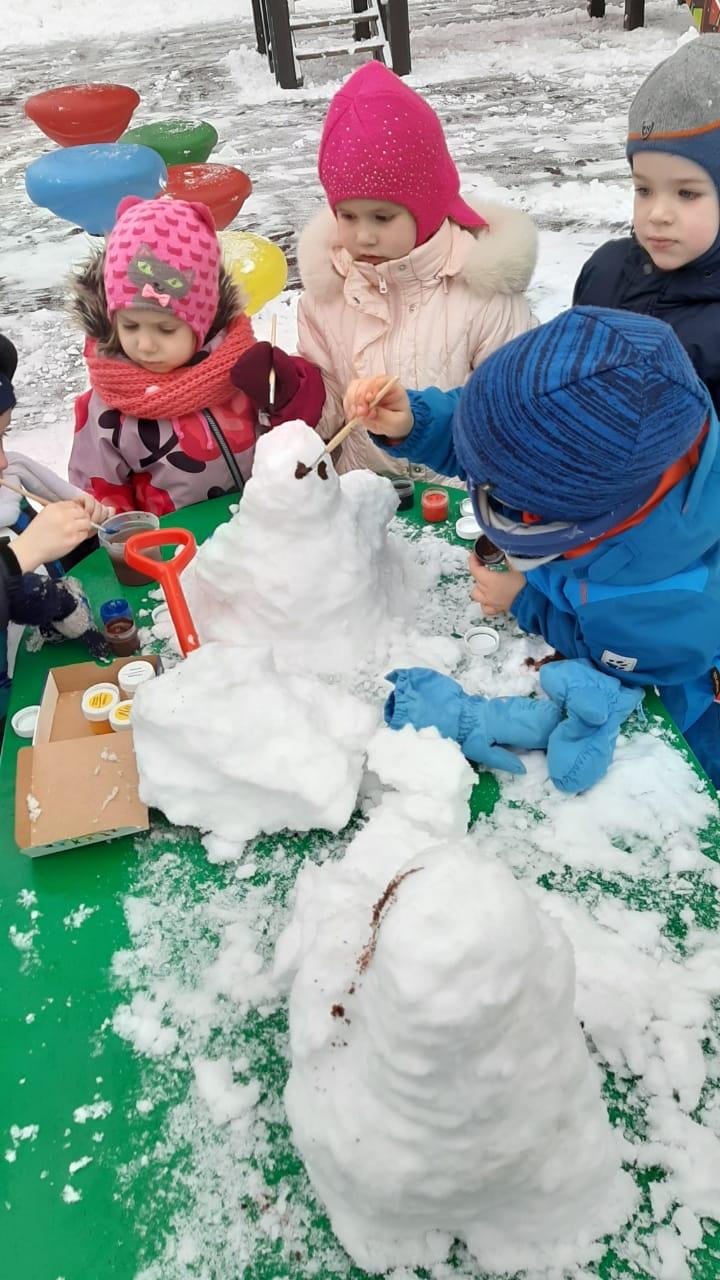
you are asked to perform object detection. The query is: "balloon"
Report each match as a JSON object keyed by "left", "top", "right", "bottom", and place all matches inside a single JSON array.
[
  {"left": 24, "top": 84, "right": 140, "bottom": 147},
  {"left": 121, "top": 119, "right": 218, "bottom": 166},
  {"left": 25, "top": 144, "right": 167, "bottom": 236},
  {"left": 165, "top": 163, "right": 252, "bottom": 231},
  {"left": 220, "top": 231, "right": 288, "bottom": 315}
]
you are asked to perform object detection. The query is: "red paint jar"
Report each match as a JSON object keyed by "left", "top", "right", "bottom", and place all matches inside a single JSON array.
[{"left": 421, "top": 488, "right": 449, "bottom": 523}]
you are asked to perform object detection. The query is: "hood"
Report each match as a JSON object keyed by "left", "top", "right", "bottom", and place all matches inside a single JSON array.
[
  {"left": 297, "top": 198, "right": 538, "bottom": 303},
  {"left": 550, "top": 412, "right": 720, "bottom": 587},
  {"left": 67, "top": 248, "right": 243, "bottom": 346}
]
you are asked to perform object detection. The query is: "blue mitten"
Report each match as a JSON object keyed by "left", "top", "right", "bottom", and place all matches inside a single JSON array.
[
  {"left": 384, "top": 668, "right": 561, "bottom": 775},
  {"left": 540, "top": 659, "right": 643, "bottom": 794}
]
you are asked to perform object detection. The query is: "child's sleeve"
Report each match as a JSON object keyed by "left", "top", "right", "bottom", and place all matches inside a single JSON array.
[
  {"left": 295, "top": 294, "right": 346, "bottom": 443},
  {"left": 370, "top": 387, "right": 466, "bottom": 479},
  {"left": 469, "top": 293, "right": 537, "bottom": 370},
  {"left": 68, "top": 391, "right": 136, "bottom": 512},
  {"left": 512, "top": 581, "right": 593, "bottom": 662}
]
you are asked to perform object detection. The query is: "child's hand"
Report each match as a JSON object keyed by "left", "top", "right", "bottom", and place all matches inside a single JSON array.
[
  {"left": 11, "top": 502, "right": 94, "bottom": 573},
  {"left": 343, "top": 376, "right": 412, "bottom": 439},
  {"left": 74, "top": 492, "right": 114, "bottom": 526},
  {"left": 469, "top": 553, "right": 525, "bottom": 616}
]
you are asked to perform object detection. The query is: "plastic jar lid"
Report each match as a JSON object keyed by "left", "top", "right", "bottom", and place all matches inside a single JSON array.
[
  {"left": 11, "top": 705, "right": 40, "bottom": 739},
  {"left": 464, "top": 625, "right": 500, "bottom": 657},
  {"left": 81, "top": 682, "right": 120, "bottom": 721},
  {"left": 118, "top": 660, "right": 155, "bottom": 697},
  {"left": 109, "top": 699, "right": 133, "bottom": 732},
  {"left": 455, "top": 514, "right": 481, "bottom": 540}
]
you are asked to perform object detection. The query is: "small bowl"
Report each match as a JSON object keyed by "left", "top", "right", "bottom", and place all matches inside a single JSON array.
[
  {"left": 455, "top": 514, "right": 481, "bottom": 541},
  {"left": 11, "top": 705, "right": 40, "bottom": 739},
  {"left": 464, "top": 625, "right": 500, "bottom": 657}
]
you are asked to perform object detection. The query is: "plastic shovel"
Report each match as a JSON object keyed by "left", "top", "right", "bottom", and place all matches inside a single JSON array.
[{"left": 124, "top": 527, "right": 200, "bottom": 656}]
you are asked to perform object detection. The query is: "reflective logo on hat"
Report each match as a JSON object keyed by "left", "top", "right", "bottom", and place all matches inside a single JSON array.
[{"left": 641, "top": 121, "right": 654, "bottom": 140}]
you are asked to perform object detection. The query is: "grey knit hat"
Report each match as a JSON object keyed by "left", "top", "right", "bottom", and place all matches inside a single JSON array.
[{"left": 627, "top": 36, "right": 720, "bottom": 190}]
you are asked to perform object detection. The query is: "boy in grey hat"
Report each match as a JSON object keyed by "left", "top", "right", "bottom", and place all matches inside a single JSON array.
[{"left": 574, "top": 36, "right": 720, "bottom": 412}]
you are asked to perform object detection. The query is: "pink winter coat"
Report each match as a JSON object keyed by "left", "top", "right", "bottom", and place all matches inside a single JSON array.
[{"left": 296, "top": 200, "right": 538, "bottom": 481}]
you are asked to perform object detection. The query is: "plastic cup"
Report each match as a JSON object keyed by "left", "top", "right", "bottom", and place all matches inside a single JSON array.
[{"left": 98, "top": 512, "right": 161, "bottom": 587}]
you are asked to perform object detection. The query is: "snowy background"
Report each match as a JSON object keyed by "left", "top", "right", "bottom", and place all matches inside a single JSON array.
[{"left": 1, "top": 0, "right": 691, "bottom": 479}]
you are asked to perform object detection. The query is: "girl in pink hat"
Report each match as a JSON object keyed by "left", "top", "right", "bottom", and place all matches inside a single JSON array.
[
  {"left": 294, "top": 62, "right": 538, "bottom": 481},
  {"left": 68, "top": 196, "right": 324, "bottom": 515}
]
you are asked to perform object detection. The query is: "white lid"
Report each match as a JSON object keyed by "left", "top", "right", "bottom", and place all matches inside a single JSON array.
[
  {"left": 81, "top": 682, "right": 120, "bottom": 722},
  {"left": 464, "top": 626, "right": 500, "bottom": 657},
  {"left": 11, "top": 705, "right": 40, "bottom": 739},
  {"left": 109, "top": 699, "right": 133, "bottom": 731},
  {"left": 455, "top": 514, "right": 482, "bottom": 540},
  {"left": 118, "top": 660, "right": 155, "bottom": 694}
]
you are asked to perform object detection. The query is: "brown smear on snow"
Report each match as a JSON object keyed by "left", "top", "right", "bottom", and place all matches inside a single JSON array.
[{"left": 357, "top": 867, "right": 423, "bottom": 975}]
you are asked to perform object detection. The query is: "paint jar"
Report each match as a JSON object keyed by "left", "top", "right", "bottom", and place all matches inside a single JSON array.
[
  {"left": 381, "top": 473, "right": 414, "bottom": 512},
  {"left": 118, "top": 659, "right": 156, "bottom": 700},
  {"left": 464, "top": 625, "right": 500, "bottom": 657},
  {"left": 421, "top": 488, "right": 449, "bottom": 523},
  {"left": 473, "top": 534, "right": 508, "bottom": 573},
  {"left": 81, "top": 682, "right": 120, "bottom": 735},
  {"left": 460, "top": 497, "right": 474, "bottom": 517},
  {"left": 98, "top": 512, "right": 161, "bottom": 588},
  {"left": 100, "top": 598, "right": 139, "bottom": 657},
  {"left": 109, "top": 699, "right": 133, "bottom": 732}
]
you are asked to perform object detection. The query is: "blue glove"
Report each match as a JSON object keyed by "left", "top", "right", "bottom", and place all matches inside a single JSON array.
[
  {"left": 540, "top": 659, "right": 643, "bottom": 794},
  {"left": 384, "top": 668, "right": 561, "bottom": 775}
]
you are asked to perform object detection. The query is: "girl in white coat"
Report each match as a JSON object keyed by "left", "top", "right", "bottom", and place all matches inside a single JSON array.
[{"left": 297, "top": 62, "right": 538, "bottom": 480}]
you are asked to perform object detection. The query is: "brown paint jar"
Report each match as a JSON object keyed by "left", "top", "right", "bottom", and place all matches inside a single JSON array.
[{"left": 103, "top": 616, "right": 139, "bottom": 657}]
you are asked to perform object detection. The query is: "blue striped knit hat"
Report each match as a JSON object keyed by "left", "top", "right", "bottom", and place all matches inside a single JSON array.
[{"left": 454, "top": 307, "right": 710, "bottom": 523}]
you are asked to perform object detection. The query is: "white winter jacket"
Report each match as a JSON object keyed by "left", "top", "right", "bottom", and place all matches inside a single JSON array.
[{"left": 296, "top": 200, "right": 538, "bottom": 480}]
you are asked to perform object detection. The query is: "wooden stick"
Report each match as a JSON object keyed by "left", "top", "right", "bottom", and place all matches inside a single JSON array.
[
  {"left": 310, "top": 375, "right": 400, "bottom": 469},
  {"left": 0, "top": 476, "right": 104, "bottom": 531},
  {"left": 268, "top": 314, "right": 278, "bottom": 409}
]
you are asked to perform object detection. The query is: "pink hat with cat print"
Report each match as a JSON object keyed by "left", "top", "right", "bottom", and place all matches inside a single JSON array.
[
  {"left": 104, "top": 196, "right": 221, "bottom": 346},
  {"left": 318, "top": 62, "right": 486, "bottom": 247}
]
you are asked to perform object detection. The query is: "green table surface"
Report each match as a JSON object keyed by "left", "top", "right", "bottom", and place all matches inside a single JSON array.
[{"left": 1, "top": 487, "right": 718, "bottom": 1280}]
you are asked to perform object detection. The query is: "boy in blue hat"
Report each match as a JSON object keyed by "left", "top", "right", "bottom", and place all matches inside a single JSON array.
[
  {"left": 345, "top": 306, "right": 720, "bottom": 787},
  {"left": 574, "top": 37, "right": 720, "bottom": 413}
]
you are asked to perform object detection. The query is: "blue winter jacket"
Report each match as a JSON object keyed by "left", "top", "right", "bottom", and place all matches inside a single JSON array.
[
  {"left": 381, "top": 390, "right": 720, "bottom": 759},
  {"left": 574, "top": 237, "right": 720, "bottom": 416}
]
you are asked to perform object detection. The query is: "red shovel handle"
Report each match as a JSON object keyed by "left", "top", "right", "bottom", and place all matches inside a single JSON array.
[{"left": 124, "top": 527, "right": 200, "bottom": 656}]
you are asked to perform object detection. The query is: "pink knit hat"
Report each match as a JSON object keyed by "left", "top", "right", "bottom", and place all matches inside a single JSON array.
[
  {"left": 318, "top": 63, "right": 487, "bottom": 247},
  {"left": 104, "top": 196, "right": 221, "bottom": 346}
]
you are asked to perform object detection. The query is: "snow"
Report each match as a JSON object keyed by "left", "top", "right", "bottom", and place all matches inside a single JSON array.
[{"left": 6, "top": 0, "right": 720, "bottom": 1275}]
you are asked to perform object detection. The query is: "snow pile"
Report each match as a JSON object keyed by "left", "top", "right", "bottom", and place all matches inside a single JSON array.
[
  {"left": 275, "top": 726, "right": 636, "bottom": 1274},
  {"left": 132, "top": 640, "right": 377, "bottom": 855},
  {"left": 182, "top": 421, "right": 412, "bottom": 676}
]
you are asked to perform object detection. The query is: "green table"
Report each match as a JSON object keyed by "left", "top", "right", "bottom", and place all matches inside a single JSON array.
[{"left": 1, "top": 489, "right": 718, "bottom": 1280}]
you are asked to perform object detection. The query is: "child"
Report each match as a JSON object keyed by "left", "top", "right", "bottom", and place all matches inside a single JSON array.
[
  {"left": 0, "top": 336, "right": 110, "bottom": 729},
  {"left": 574, "top": 37, "right": 720, "bottom": 412},
  {"left": 69, "top": 196, "right": 325, "bottom": 515},
  {"left": 344, "top": 306, "right": 720, "bottom": 787},
  {"left": 295, "top": 61, "right": 538, "bottom": 479}
]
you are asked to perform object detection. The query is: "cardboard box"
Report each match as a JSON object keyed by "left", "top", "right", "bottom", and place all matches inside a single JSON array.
[{"left": 14, "top": 656, "right": 159, "bottom": 857}]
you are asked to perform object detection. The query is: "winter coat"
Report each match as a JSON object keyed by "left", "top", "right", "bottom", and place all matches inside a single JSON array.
[
  {"left": 573, "top": 236, "right": 720, "bottom": 415},
  {"left": 68, "top": 257, "right": 258, "bottom": 515},
  {"left": 296, "top": 201, "right": 538, "bottom": 482},
  {"left": 376, "top": 385, "right": 720, "bottom": 784}
]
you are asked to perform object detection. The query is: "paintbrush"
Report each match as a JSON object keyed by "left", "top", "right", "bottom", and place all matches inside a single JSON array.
[
  {"left": 0, "top": 476, "right": 106, "bottom": 532},
  {"left": 295, "top": 376, "right": 400, "bottom": 479},
  {"left": 268, "top": 314, "right": 278, "bottom": 410}
]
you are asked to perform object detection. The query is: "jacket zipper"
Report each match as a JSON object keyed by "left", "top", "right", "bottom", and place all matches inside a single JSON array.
[{"left": 203, "top": 410, "right": 245, "bottom": 495}]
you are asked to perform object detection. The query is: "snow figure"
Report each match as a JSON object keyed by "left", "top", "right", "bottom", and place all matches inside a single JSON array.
[
  {"left": 280, "top": 821, "right": 636, "bottom": 1273},
  {"left": 132, "top": 641, "right": 377, "bottom": 857},
  {"left": 182, "top": 420, "right": 410, "bottom": 675}
]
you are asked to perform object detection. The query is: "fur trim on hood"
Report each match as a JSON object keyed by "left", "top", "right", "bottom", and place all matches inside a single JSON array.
[
  {"left": 67, "top": 248, "right": 243, "bottom": 348},
  {"left": 297, "top": 199, "right": 538, "bottom": 303}
]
